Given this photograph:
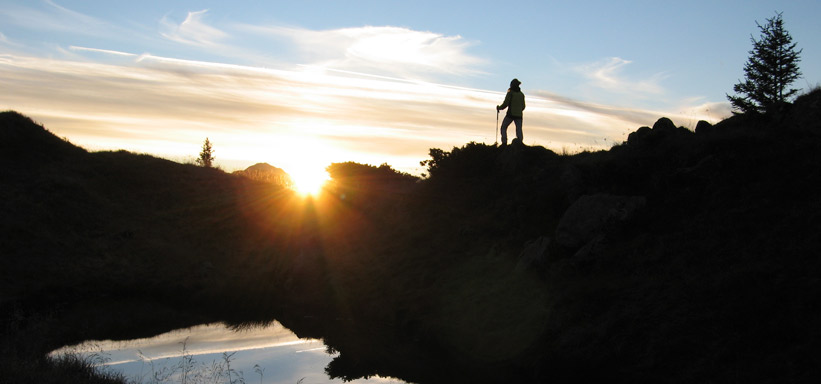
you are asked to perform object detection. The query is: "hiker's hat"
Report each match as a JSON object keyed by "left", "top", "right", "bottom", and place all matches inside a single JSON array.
[{"left": 510, "top": 78, "right": 521, "bottom": 87}]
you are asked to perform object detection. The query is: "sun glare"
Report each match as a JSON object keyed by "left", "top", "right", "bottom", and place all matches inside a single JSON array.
[{"left": 291, "top": 167, "right": 330, "bottom": 196}]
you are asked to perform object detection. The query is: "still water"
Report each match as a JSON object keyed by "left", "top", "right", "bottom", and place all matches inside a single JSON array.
[{"left": 50, "top": 322, "right": 406, "bottom": 384}]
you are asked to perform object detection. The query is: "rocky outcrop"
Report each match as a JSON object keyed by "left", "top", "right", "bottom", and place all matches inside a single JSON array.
[
  {"left": 496, "top": 138, "right": 526, "bottom": 173},
  {"left": 558, "top": 164, "right": 584, "bottom": 204},
  {"left": 515, "top": 236, "right": 551, "bottom": 272},
  {"left": 626, "top": 126, "right": 652, "bottom": 145},
  {"left": 555, "top": 194, "right": 646, "bottom": 250},
  {"left": 789, "top": 88, "right": 821, "bottom": 131},
  {"left": 627, "top": 117, "right": 693, "bottom": 146},
  {"left": 652, "top": 117, "right": 677, "bottom": 133},
  {"left": 695, "top": 120, "right": 714, "bottom": 134}
]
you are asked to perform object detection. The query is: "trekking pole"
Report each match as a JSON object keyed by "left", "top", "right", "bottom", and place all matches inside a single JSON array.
[{"left": 495, "top": 109, "right": 499, "bottom": 146}]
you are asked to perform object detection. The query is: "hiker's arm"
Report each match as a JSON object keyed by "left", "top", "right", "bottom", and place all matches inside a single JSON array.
[{"left": 497, "top": 92, "right": 511, "bottom": 110}]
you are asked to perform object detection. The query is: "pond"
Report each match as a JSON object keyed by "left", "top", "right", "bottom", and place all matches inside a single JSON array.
[{"left": 50, "top": 321, "right": 406, "bottom": 384}]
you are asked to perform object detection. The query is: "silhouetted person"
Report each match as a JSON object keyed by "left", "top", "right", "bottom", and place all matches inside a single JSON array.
[{"left": 496, "top": 78, "right": 526, "bottom": 146}]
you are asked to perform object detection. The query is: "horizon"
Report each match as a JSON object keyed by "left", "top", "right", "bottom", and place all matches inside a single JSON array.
[{"left": 2, "top": 0, "right": 819, "bottom": 177}]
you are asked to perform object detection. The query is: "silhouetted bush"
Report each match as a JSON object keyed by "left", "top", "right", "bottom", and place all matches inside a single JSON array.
[
  {"left": 326, "top": 161, "right": 418, "bottom": 205},
  {"left": 420, "top": 141, "right": 498, "bottom": 180}
]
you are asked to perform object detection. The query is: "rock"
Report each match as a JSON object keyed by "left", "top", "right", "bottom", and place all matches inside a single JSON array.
[
  {"left": 556, "top": 194, "right": 647, "bottom": 249},
  {"left": 652, "top": 117, "right": 677, "bottom": 133},
  {"left": 515, "top": 236, "right": 551, "bottom": 272},
  {"left": 695, "top": 120, "right": 714, "bottom": 135},
  {"left": 627, "top": 126, "right": 651, "bottom": 145},
  {"left": 572, "top": 233, "right": 606, "bottom": 264},
  {"left": 628, "top": 118, "right": 689, "bottom": 146},
  {"left": 676, "top": 126, "right": 693, "bottom": 136},
  {"left": 559, "top": 164, "right": 584, "bottom": 204},
  {"left": 496, "top": 139, "right": 526, "bottom": 173},
  {"left": 789, "top": 89, "right": 821, "bottom": 131}
]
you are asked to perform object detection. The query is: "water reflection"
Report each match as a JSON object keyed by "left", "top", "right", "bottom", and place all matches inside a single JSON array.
[{"left": 50, "top": 322, "right": 405, "bottom": 384}]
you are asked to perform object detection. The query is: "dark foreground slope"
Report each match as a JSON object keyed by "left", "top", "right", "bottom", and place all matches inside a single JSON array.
[
  {"left": 314, "top": 92, "right": 821, "bottom": 384},
  {"left": 2, "top": 89, "right": 821, "bottom": 383},
  {"left": 0, "top": 111, "right": 326, "bottom": 381}
]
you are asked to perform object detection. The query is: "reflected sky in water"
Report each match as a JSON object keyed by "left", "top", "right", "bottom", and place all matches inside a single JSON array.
[{"left": 51, "top": 322, "right": 405, "bottom": 384}]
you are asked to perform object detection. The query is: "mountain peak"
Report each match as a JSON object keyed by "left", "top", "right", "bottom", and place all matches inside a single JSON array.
[{"left": 233, "top": 162, "right": 292, "bottom": 186}]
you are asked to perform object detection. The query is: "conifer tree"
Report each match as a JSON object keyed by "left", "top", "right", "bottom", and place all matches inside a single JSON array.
[
  {"left": 728, "top": 12, "right": 802, "bottom": 114},
  {"left": 196, "top": 137, "right": 215, "bottom": 168}
]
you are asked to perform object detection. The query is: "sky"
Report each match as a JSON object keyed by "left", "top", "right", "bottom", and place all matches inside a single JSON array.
[
  {"left": 2, "top": 0, "right": 819, "bottom": 176},
  {"left": 51, "top": 322, "right": 406, "bottom": 384}
]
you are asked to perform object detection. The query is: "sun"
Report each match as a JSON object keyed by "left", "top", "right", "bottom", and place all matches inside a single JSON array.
[{"left": 290, "top": 167, "right": 330, "bottom": 196}]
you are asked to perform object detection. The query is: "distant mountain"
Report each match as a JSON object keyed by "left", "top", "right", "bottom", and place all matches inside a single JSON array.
[{"left": 233, "top": 162, "right": 293, "bottom": 186}]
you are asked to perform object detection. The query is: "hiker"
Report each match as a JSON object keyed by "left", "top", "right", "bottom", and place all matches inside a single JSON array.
[{"left": 496, "top": 78, "right": 526, "bottom": 146}]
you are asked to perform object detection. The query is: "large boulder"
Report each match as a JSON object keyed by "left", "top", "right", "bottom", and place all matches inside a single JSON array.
[
  {"left": 652, "top": 117, "right": 676, "bottom": 133},
  {"left": 555, "top": 194, "right": 646, "bottom": 249},
  {"left": 627, "top": 117, "right": 691, "bottom": 146},
  {"left": 627, "top": 126, "right": 651, "bottom": 145},
  {"left": 695, "top": 120, "right": 714, "bottom": 135},
  {"left": 515, "top": 236, "right": 551, "bottom": 272},
  {"left": 558, "top": 164, "right": 584, "bottom": 204}
]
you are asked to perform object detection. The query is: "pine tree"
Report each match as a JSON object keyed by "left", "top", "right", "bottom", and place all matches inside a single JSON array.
[
  {"left": 196, "top": 137, "right": 215, "bottom": 168},
  {"left": 727, "top": 12, "right": 802, "bottom": 114}
]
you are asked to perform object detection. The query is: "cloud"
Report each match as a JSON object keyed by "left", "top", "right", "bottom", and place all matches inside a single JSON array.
[
  {"left": 533, "top": 90, "right": 661, "bottom": 127},
  {"left": 0, "top": 0, "right": 109, "bottom": 35},
  {"left": 244, "top": 25, "right": 485, "bottom": 78},
  {"left": 2, "top": 48, "right": 721, "bottom": 176},
  {"left": 673, "top": 98, "right": 733, "bottom": 125},
  {"left": 576, "top": 57, "right": 668, "bottom": 98},
  {"left": 51, "top": 322, "right": 311, "bottom": 365},
  {"left": 69, "top": 45, "right": 138, "bottom": 57},
  {"left": 161, "top": 9, "right": 227, "bottom": 47}
]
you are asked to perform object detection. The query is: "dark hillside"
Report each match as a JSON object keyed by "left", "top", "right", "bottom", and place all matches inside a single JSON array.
[
  {"left": 0, "top": 112, "right": 86, "bottom": 164},
  {"left": 2, "top": 89, "right": 821, "bottom": 383},
  {"left": 314, "top": 90, "right": 821, "bottom": 383},
  {"left": 0, "top": 111, "right": 313, "bottom": 361}
]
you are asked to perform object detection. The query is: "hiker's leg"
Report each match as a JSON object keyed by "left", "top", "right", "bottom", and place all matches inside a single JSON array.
[
  {"left": 500, "top": 116, "right": 513, "bottom": 145},
  {"left": 514, "top": 117, "right": 523, "bottom": 142}
]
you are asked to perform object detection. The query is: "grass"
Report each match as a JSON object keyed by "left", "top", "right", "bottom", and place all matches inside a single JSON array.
[
  {"left": 0, "top": 352, "right": 126, "bottom": 384},
  {"left": 48, "top": 341, "right": 275, "bottom": 384}
]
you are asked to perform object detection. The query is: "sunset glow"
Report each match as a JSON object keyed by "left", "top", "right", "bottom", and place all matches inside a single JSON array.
[
  {"left": 1, "top": 1, "right": 818, "bottom": 174},
  {"left": 290, "top": 167, "right": 330, "bottom": 196},
  {"left": 5, "top": 2, "right": 821, "bottom": 383}
]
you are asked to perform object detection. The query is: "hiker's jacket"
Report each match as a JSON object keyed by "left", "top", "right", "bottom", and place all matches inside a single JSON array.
[{"left": 499, "top": 90, "right": 526, "bottom": 118}]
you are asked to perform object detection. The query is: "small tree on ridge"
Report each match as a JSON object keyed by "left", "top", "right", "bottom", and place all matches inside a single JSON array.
[
  {"left": 196, "top": 137, "right": 215, "bottom": 168},
  {"left": 727, "top": 12, "right": 802, "bottom": 114}
]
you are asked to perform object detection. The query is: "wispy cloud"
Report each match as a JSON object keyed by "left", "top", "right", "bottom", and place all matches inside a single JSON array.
[
  {"left": 69, "top": 45, "right": 137, "bottom": 57},
  {"left": 243, "top": 25, "right": 485, "bottom": 78},
  {"left": 2, "top": 49, "right": 718, "bottom": 174},
  {"left": 1, "top": 1, "right": 726, "bottom": 175},
  {"left": 0, "top": 0, "right": 109, "bottom": 35},
  {"left": 575, "top": 57, "right": 669, "bottom": 99},
  {"left": 160, "top": 9, "right": 227, "bottom": 47},
  {"left": 51, "top": 322, "right": 310, "bottom": 365},
  {"left": 534, "top": 90, "right": 661, "bottom": 127},
  {"left": 154, "top": 13, "right": 485, "bottom": 80}
]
